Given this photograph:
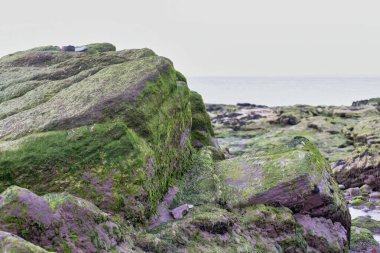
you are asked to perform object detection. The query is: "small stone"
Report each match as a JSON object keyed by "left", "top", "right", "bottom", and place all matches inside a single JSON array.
[
  {"left": 169, "top": 204, "right": 191, "bottom": 220},
  {"left": 360, "top": 184, "right": 373, "bottom": 195},
  {"left": 346, "top": 187, "right": 361, "bottom": 197},
  {"left": 339, "top": 184, "right": 345, "bottom": 190}
]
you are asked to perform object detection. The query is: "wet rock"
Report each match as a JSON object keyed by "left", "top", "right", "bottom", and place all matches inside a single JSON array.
[
  {"left": 352, "top": 216, "right": 380, "bottom": 234},
  {"left": 295, "top": 214, "right": 347, "bottom": 253},
  {"left": 0, "top": 186, "right": 134, "bottom": 253},
  {"left": 352, "top": 100, "right": 370, "bottom": 107},
  {"left": 218, "top": 137, "right": 350, "bottom": 237},
  {"left": 150, "top": 186, "right": 179, "bottom": 227},
  {"left": 333, "top": 149, "right": 380, "bottom": 191},
  {"left": 170, "top": 204, "right": 193, "bottom": 220},
  {"left": 346, "top": 187, "right": 362, "bottom": 198},
  {"left": 277, "top": 114, "right": 300, "bottom": 125},
  {"left": 350, "top": 226, "right": 380, "bottom": 253}
]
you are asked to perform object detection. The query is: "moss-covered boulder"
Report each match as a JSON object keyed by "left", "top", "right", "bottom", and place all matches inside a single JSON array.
[
  {"left": 350, "top": 227, "right": 380, "bottom": 253},
  {"left": 352, "top": 216, "right": 380, "bottom": 234},
  {"left": 0, "top": 45, "right": 196, "bottom": 223},
  {"left": 350, "top": 216, "right": 380, "bottom": 252},
  {"left": 0, "top": 186, "right": 136, "bottom": 252},
  {"left": 217, "top": 137, "right": 350, "bottom": 234}
]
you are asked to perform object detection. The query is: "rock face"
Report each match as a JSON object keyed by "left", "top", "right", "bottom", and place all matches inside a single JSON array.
[
  {"left": 0, "top": 44, "right": 198, "bottom": 223},
  {"left": 208, "top": 102, "right": 380, "bottom": 252}
]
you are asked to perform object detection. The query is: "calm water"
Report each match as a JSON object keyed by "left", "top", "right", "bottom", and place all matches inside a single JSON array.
[{"left": 188, "top": 76, "right": 380, "bottom": 106}]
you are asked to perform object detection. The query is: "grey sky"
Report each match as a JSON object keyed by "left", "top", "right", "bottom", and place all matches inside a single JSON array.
[{"left": 1, "top": 0, "right": 380, "bottom": 76}]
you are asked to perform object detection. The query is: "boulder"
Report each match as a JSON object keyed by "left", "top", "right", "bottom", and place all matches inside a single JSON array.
[
  {"left": 350, "top": 227, "right": 380, "bottom": 253},
  {"left": 61, "top": 45, "right": 75, "bottom": 52},
  {"left": 0, "top": 186, "right": 134, "bottom": 252},
  {"left": 346, "top": 187, "right": 362, "bottom": 198},
  {"left": 169, "top": 204, "right": 191, "bottom": 219},
  {"left": 0, "top": 230, "right": 50, "bottom": 253},
  {"left": 352, "top": 216, "right": 380, "bottom": 234},
  {"left": 333, "top": 148, "right": 380, "bottom": 191},
  {"left": 277, "top": 113, "right": 300, "bottom": 125},
  {"left": 0, "top": 45, "right": 201, "bottom": 223},
  {"left": 218, "top": 137, "right": 350, "bottom": 240},
  {"left": 295, "top": 214, "right": 347, "bottom": 253}
]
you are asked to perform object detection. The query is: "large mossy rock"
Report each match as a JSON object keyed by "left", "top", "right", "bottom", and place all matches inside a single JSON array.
[
  {"left": 0, "top": 44, "right": 205, "bottom": 223},
  {"left": 217, "top": 137, "right": 350, "bottom": 233}
]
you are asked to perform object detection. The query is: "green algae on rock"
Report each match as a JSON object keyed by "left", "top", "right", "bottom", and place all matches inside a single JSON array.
[
  {"left": 138, "top": 204, "right": 309, "bottom": 253},
  {"left": 190, "top": 91, "right": 215, "bottom": 148},
  {"left": 350, "top": 227, "right": 380, "bottom": 253},
  {"left": 0, "top": 45, "right": 203, "bottom": 224},
  {"left": 352, "top": 216, "right": 380, "bottom": 234},
  {"left": 217, "top": 137, "right": 350, "bottom": 229}
]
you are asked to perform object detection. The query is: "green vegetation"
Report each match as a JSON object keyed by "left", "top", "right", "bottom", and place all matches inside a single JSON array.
[
  {"left": 350, "top": 227, "right": 379, "bottom": 251},
  {"left": 0, "top": 47, "right": 195, "bottom": 223},
  {"left": 190, "top": 91, "right": 214, "bottom": 148},
  {"left": 85, "top": 43, "right": 116, "bottom": 53},
  {"left": 170, "top": 148, "right": 221, "bottom": 208}
]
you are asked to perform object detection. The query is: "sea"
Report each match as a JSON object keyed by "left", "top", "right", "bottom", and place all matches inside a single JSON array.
[{"left": 188, "top": 76, "right": 380, "bottom": 106}]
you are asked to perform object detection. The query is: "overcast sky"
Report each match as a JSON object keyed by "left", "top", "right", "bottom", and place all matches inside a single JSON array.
[{"left": 1, "top": 0, "right": 380, "bottom": 76}]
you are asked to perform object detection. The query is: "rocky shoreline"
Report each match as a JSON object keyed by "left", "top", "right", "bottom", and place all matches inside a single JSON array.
[
  {"left": 207, "top": 101, "right": 380, "bottom": 252},
  {"left": 0, "top": 44, "right": 378, "bottom": 252}
]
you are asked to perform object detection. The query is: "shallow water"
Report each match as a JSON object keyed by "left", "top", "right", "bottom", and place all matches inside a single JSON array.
[
  {"left": 188, "top": 76, "right": 380, "bottom": 106},
  {"left": 349, "top": 207, "right": 380, "bottom": 221},
  {"left": 349, "top": 207, "right": 380, "bottom": 244}
]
